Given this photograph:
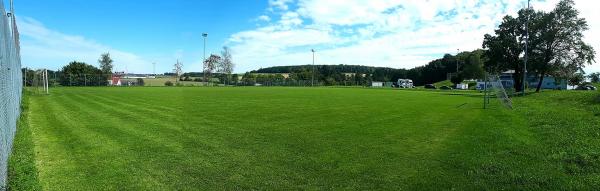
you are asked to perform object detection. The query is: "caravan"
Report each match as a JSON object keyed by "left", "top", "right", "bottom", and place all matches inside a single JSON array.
[{"left": 397, "top": 79, "right": 414, "bottom": 88}]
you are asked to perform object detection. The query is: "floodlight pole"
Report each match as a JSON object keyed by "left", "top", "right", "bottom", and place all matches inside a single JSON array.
[
  {"left": 456, "top": 49, "right": 460, "bottom": 74},
  {"left": 522, "top": 0, "right": 530, "bottom": 96},
  {"left": 203, "top": 33, "right": 208, "bottom": 85},
  {"left": 311, "top": 49, "right": 315, "bottom": 87}
]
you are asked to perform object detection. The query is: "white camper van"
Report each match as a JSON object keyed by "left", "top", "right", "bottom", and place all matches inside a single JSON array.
[{"left": 397, "top": 79, "right": 414, "bottom": 88}]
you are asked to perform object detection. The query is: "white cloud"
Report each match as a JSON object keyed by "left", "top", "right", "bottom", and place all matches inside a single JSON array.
[
  {"left": 268, "top": 0, "right": 294, "bottom": 11},
  {"left": 18, "top": 17, "right": 154, "bottom": 73},
  {"left": 256, "top": 15, "right": 271, "bottom": 22},
  {"left": 228, "top": 0, "right": 600, "bottom": 73}
]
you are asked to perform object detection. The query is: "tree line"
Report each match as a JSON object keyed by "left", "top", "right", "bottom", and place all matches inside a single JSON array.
[{"left": 250, "top": 50, "right": 485, "bottom": 86}]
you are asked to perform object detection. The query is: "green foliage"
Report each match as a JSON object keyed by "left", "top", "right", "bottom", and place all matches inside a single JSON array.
[
  {"left": 461, "top": 50, "right": 486, "bottom": 79},
  {"left": 568, "top": 73, "right": 585, "bottom": 86},
  {"left": 136, "top": 78, "right": 145, "bottom": 86},
  {"left": 164, "top": 81, "right": 173, "bottom": 86},
  {"left": 588, "top": 72, "right": 600, "bottom": 83},
  {"left": 450, "top": 73, "right": 464, "bottom": 85},
  {"left": 484, "top": 0, "right": 595, "bottom": 92},
  {"left": 98, "top": 52, "right": 113, "bottom": 75},
  {"left": 59, "top": 61, "right": 107, "bottom": 86}
]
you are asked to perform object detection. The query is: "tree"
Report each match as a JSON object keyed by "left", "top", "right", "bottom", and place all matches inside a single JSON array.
[
  {"left": 98, "top": 52, "right": 113, "bottom": 76},
  {"left": 60, "top": 61, "right": 105, "bottom": 86},
  {"left": 528, "top": 0, "right": 595, "bottom": 92},
  {"left": 218, "top": 46, "right": 235, "bottom": 84},
  {"left": 203, "top": 54, "right": 221, "bottom": 84},
  {"left": 450, "top": 73, "right": 464, "bottom": 85},
  {"left": 461, "top": 50, "right": 486, "bottom": 80},
  {"left": 136, "top": 78, "right": 145, "bottom": 86},
  {"left": 588, "top": 72, "right": 600, "bottom": 83},
  {"left": 173, "top": 60, "right": 183, "bottom": 84},
  {"left": 568, "top": 72, "right": 585, "bottom": 86},
  {"left": 482, "top": 11, "right": 527, "bottom": 92}
]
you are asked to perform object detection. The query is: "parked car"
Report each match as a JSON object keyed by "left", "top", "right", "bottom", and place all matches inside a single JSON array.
[
  {"left": 576, "top": 85, "right": 593, "bottom": 90},
  {"left": 586, "top": 85, "right": 598, "bottom": 90},
  {"left": 424, "top": 84, "right": 436, "bottom": 89},
  {"left": 440, "top": 85, "right": 453, "bottom": 90}
]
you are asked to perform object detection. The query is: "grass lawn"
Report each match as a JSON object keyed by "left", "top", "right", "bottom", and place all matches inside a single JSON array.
[{"left": 8, "top": 87, "right": 600, "bottom": 190}]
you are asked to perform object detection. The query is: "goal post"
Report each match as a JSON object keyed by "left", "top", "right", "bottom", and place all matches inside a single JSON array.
[
  {"left": 31, "top": 69, "right": 49, "bottom": 95},
  {"left": 483, "top": 73, "right": 513, "bottom": 109}
]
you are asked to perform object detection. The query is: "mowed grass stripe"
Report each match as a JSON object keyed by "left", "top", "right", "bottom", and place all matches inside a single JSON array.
[{"left": 16, "top": 87, "right": 600, "bottom": 190}]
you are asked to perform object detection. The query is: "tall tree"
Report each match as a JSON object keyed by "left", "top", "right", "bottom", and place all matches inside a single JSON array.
[
  {"left": 98, "top": 52, "right": 113, "bottom": 76},
  {"left": 203, "top": 54, "right": 221, "bottom": 84},
  {"left": 218, "top": 46, "right": 235, "bottom": 84},
  {"left": 482, "top": 11, "right": 527, "bottom": 92},
  {"left": 173, "top": 60, "right": 183, "bottom": 84},
  {"left": 461, "top": 50, "right": 486, "bottom": 80},
  {"left": 528, "top": 0, "right": 595, "bottom": 92}
]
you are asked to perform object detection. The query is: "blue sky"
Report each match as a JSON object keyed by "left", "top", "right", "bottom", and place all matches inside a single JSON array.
[{"left": 7, "top": 0, "right": 600, "bottom": 74}]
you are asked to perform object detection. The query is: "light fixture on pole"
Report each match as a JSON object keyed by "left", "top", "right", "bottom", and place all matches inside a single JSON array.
[
  {"left": 311, "top": 49, "right": 316, "bottom": 87},
  {"left": 202, "top": 33, "right": 208, "bottom": 84},
  {"left": 456, "top": 48, "right": 460, "bottom": 74}
]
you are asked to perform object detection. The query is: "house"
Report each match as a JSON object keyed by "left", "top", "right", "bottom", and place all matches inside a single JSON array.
[
  {"left": 476, "top": 70, "right": 567, "bottom": 90},
  {"left": 371, "top": 82, "right": 384, "bottom": 87},
  {"left": 109, "top": 76, "right": 121, "bottom": 86}
]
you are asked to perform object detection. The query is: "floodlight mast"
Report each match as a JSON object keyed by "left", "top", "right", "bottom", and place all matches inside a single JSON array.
[
  {"left": 523, "top": 0, "right": 530, "bottom": 96},
  {"left": 456, "top": 48, "right": 460, "bottom": 73},
  {"left": 311, "top": 49, "right": 315, "bottom": 87}
]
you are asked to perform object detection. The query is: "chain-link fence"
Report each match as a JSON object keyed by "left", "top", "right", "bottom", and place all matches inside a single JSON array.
[{"left": 0, "top": 0, "right": 22, "bottom": 189}]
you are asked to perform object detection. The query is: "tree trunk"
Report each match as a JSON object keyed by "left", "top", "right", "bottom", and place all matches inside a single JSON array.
[
  {"left": 536, "top": 71, "right": 546, "bottom": 92},
  {"left": 513, "top": 70, "right": 523, "bottom": 92}
]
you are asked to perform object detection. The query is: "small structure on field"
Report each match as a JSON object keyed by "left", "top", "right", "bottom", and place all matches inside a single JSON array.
[{"left": 372, "top": 82, "right": 384, "bottom": 87}]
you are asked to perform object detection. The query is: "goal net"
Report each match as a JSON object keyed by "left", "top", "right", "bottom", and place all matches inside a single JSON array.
[{"left": 484, "top": 74, "right": 513, "bottom": 109}]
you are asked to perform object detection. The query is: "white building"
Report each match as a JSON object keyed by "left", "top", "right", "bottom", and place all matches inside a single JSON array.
[{"left": 371, "top": 82, "right": 384, "bottom": 87}]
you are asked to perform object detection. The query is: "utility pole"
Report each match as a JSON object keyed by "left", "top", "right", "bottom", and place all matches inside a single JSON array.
[
  {"left": 202, "top": 33, "right": 208, "bottom": 85},
  {"left": 311, "top": 49, "right": 315, "bottom": 87},
  {"left": 523, "top": 0, "right": 530, "bottom": 96},
  {"left": 456, "top": 48, "right": 460, "bottom": 74}
]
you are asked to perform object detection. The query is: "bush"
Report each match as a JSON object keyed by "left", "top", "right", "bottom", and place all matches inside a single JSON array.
[
  {"left": 136, "top": 78, "right": 145, "bottom": 86},
  {"left": 450, "top": 73, "right": 464, "bottom": 85},
  {"left": 164, "top": 81, "right": 174, "bottom": 86}
]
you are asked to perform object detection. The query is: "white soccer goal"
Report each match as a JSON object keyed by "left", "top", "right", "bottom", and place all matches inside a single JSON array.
[
  {"left": 31, "top": 69, "right": 49, "bottom": 95},
  {"left": 484, "top": 74, "right": 513, "bottom": 109}
]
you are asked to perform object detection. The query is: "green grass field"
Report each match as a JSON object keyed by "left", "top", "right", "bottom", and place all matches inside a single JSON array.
[{"left": 9, "top": 87, "right": 600, "bottom": 190}]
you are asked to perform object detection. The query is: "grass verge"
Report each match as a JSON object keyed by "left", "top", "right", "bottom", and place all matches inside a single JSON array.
[{"left": 8, "top": 91, "right": 42, "bottom": 190}]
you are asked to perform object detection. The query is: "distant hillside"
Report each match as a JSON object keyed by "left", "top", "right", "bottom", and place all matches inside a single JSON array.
[{"left": 248, "top": 49, "right": 485, "bottom": 86}]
